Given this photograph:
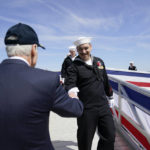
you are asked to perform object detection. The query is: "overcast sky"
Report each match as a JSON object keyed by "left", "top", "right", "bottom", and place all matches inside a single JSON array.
[{"left": 0, "top": 0, "right": 150, "bottom": 71}]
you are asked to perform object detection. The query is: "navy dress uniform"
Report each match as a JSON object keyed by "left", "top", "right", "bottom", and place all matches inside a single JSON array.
[
  {"left": 65, "top": 37, "right": 115, "bottom": 150},
  {"left": 128, "top": 61, "right": 137, "bottom": 71},
  {"left": 61, "top": 46, "right": 76, "bottom": 79},
  {"left": 0, "top": 23, "right": 83, "bottom": 150}
]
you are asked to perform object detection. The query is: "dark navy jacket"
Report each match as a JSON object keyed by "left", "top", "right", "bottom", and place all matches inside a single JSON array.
[{"left": 0, "top": 59, "right": 83, "bottom": 150}]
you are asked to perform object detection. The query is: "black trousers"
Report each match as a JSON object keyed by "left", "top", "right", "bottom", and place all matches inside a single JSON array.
[{"left": 77, "top": 104, "right": 115, "bottom": 150}]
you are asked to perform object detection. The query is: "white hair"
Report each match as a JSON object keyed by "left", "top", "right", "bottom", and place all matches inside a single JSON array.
[{"left": 6, "top": 44, "right": 33, "bottom": 57}]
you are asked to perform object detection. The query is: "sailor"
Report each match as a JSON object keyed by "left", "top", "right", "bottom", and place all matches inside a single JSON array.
[
  {"left": 128, "top": 61, "right": 137, "bottom": 71},
  {"left": 61, "top": 46, "right": 77, "bottom": 84},
  {"left": 65, "top": 37, "right": 115, "bottom": 150}
]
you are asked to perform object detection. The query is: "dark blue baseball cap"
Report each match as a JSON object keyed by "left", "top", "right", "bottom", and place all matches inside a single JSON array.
[{"left": 4, "top": 23, "right": 45, "bottom": 49}]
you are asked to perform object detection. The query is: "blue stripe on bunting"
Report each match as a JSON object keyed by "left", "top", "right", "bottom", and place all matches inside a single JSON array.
[
  {"left": 123, "top": 85, "right": 150, "bottom": 111},
  {"left": 109, "top": 80, "right": 118, "bottom": 92},
  {"left": 107, "top": 70, "right": 150, "bottom": 78}
]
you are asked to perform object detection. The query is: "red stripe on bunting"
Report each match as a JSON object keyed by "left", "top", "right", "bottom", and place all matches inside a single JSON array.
[
  {"left": 110, "top": 108, "right": 113, "bottom": 115},
  {"left": 115, "top": 109, "right": 119, "bottom": 117},
  {"left": 127, "top": 81, "right": 150, "bottom": 87},
  {"left": 121, "top": 116, "right": 150, "bottom": 150}
]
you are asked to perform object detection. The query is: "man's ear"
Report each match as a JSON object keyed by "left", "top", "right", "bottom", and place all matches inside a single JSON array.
[{"left": 31, "top": 44, "right": 38, "bottom": 67}]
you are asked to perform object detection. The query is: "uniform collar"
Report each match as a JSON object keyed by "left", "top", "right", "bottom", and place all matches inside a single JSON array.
[{"left": 74, "top": 55, "right": 94, "bottom": 64}]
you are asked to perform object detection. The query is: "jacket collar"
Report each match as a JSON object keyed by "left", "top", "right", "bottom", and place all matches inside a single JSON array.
[
  {"left": 1, "top": 58, "right": 30, "bottom": 67},
  {"left": 9, "top": 56, "right": 30, "bottom": 66}
]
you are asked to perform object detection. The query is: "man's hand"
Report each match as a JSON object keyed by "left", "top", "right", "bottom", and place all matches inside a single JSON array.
[
  {"left": 68, "top": 91, "right": 79, "bottom": 99},
  {"left": 68, "top": 87, "right": 79, "bottom": 99},
  {"left": 60, "top": 77, "right": 65, "bottom": 85}
]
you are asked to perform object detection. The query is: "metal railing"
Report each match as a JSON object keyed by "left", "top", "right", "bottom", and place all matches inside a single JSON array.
[{"left": 108, "top": 75, "right": 150, "bottom": 150}]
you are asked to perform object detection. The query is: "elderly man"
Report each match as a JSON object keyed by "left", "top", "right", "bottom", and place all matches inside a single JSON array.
[
  {"left": 61, "top": 45, "right": 76, "bottom": 83},
  {"left": 65, "top": 37, "right": 115, "bottom": 150},
  {"left": 0, "top": 23, "right": 83, "bottom": 150}
]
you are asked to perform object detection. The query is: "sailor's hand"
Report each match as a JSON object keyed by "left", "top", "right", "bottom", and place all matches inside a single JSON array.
[
  {"left": 108, "top": 96, "right": 113, "bottom": 100},
  {"left": 108, "top": 97, "right": 114, "bottom": 108},
  {"left": 68, "top": 91, "right": 79, "bottom": 99}
]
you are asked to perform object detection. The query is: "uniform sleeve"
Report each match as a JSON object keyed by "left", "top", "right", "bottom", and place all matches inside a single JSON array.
[
  {"left": 103, "top": 63, "right": 113, "bottom": 97},
  {"left": 65, "top": 64, "right": 78, "bottom": 91},
  {"left": 52, "top": 75, "right": 83, "bottom": 117}
]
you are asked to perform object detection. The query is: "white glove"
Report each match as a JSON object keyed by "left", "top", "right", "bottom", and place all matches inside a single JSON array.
[
  {"left": 68, "top": 87, "right": 79, "bottom": 99},
  {"left": 68, "top": 91, "right": 79, "bottom": 99},
  {"left": 108, "top": 99, "right": 114, "bottom": 108},
  {"left": 107, "top": 97, "right": 114, "bottom": 108}
]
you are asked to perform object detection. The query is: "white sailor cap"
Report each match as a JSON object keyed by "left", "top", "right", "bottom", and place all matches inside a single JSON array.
[
  {"left": 74, "top": 37, "right": 92, "bottom": 47},
  {"left": 68, "top": 45, "right": 76, "bottom": 51},
  {"left": 129, "top": 61, "right": 134, "bottom": 64}
]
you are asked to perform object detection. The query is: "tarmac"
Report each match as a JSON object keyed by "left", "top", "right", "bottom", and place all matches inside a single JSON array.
[{"left": 50, "top": 112, "right": 133, "bottom": 150}]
